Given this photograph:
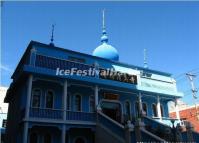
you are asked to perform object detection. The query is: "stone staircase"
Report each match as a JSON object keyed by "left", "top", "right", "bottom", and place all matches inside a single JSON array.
[{"left": 95, "top": 111, "right": 199, "bottom": 143}]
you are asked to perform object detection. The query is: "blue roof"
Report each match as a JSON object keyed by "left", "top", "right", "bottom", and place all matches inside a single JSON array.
[{"left": 93, "top": 42, "right": 119, "bottom": 61}]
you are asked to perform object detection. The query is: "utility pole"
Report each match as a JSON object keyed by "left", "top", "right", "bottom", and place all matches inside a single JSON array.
[{"left": 186, "top": 73, "right": 199, "bottom": 120}]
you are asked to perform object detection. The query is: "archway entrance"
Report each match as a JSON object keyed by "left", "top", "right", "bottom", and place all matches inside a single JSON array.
[{"left": 100, "top": 101, "right": 122, "bottom": 123}]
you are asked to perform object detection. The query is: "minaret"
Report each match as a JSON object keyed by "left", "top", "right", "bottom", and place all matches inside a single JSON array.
[
  {"left": 50, "top": 24, "right": 55, "bottom": 46},
  {"left": 144, "top": 48, "right": 148, "bottom": 68},
  {"left": 101, "top": 9, "right": 108, "bottom": 43},
  {"left": 92, "top": 9, "right": 119, "bottom": 61}
]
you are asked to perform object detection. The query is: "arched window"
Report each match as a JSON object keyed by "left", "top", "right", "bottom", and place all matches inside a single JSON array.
[
  {"left": 124, "top": 101, "right": 131, "bottom": 120},
  {"left": 160, "top": 104, "right": 164, "bottom": 117},
  {"left": 74, "top": 94, "right": 81, "bottom": 111},
  {"left": 46, "top": 90, "right": 54, "bottom": 108},
  {"left": 142, "top": 103, "right": 148, "bottom": 116},
  {"left": 152, "top": 103, "right": 157, "bottom": 117},
  {"left": 32, "top": 89, "right": 41, "bottom": 108},
  {"left": 75, "top": 137, "right": 85, "bottom": 143},
  {"left": 44, "top": 133, "right": 51, "bottom": 143},
  {"left": 89, "top": 95, "right": 95, "bottom": 112}
]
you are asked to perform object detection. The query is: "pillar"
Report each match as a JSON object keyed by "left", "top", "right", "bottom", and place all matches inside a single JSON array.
[
  {"left": 175, "top": 99, "right": 180, "bottom": 120},
  {"left": 138, "top": 93, "right": 143, "bottom": 117},
  {"left": 95, "top": 85, "right": 99, "bottom": 109},
  {"left": 125, "top": 121, "right": 134, "bottom": 143},
  {"left": 157, "top": 96, "right": 162, "bottom": 120},
  {"left": 23, "top": 74, "right": 33, "bottom": 143},
  {"left": 62, "top": 125, "right": 66, "bottom": 143},
  {"left": 135, "top": 118, "right": 145, "bottom": 142},
  {"left": 63, "top": 80, "right": 67, "bottom": 120}
]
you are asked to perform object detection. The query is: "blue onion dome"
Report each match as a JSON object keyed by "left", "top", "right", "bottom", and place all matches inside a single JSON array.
[{"left": 93, "top": 28, "right": 119, "bottom": 61}]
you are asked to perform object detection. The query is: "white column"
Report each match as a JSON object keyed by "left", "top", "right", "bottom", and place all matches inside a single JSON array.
[
  {"left": 175, "top": 99, "right": 180, "bottom": 120},
  {"left": 95, "top": 85, "right": 99, "bottom": 108},
  {"left": 23, "top": 74, "right": 33, "bottom": 143},
  {"left": 138, "top": 92, "right": 143, "bottom": 116},
  {"left": 157, "top": 96, "right": 162, "bottom": 120},
  {"left": 63, "top": 80, "right": 67, "bottom": 121},
  {"left": 61, "top": 125, "right": 66, "bottom": 143},
  {"left": 25, "top": 75, "right": 33, "bottom": 119},
  {"left": 23, "top": 122, "right": 29, "bottom": 143}
]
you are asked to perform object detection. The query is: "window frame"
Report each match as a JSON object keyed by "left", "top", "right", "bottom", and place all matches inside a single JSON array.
[
  {"left": 67, "top": 92, "right": 71, "bottom": 111},
  {"left": 89, "top": 94, "right": 95, "bottom": 112},
  {"left": 160, "top": 104, "right": 164, "bottom": 117},
  {"left": 152, "top": 103, "right": 158, "bottom": 117},
  {"left": 124, "top": 100, "right": 131, "bottom": 116},
  {"left": 74, "top": 93, "right": 82, "bottom": 112},
  {"left": 45, "top": 89, "right": 55, "bottom": 109},
  {"left": 142, "top": 102, "right": 148, "bottom": 116},
  {"left": 31, "top": 88, "right": 42, "bottom": 108}
]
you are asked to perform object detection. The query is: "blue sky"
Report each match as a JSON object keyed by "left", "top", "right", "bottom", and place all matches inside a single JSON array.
[{"left": 1, "top": 1, "right": 199, "bottom": 104}]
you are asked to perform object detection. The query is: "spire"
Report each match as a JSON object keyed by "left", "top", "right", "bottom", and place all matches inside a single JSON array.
[
  {"left": 101, "top": 9, "right": 108, "bottom": 43},
  {"left": 144, "top": 48, "right": 148, "bottom": 68},
  {"left": 50, "top": 24, "right": 55, "bottom": 46}
]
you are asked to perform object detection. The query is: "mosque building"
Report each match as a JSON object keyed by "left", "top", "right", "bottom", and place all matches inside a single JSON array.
[{"left": 4, "top": 11, "right": 199, "bottom": 143}]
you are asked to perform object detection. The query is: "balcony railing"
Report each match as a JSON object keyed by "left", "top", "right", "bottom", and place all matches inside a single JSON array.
[
  {"left": 29, "top": 108, "right": 63, "bottom": 119},
  {"left": 66, "top": 111, "right": 96, "bottom": 122},
  {"left": 35, "top": 54, "right": 95, "bottom": 77},
  {"left": 29, "top": 108, "right": 96, "bottom": 122}
]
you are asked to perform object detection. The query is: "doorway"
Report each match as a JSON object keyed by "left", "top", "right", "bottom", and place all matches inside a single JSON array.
[{"left": 101, "top": 101, "right": 122, "bottom": 123}]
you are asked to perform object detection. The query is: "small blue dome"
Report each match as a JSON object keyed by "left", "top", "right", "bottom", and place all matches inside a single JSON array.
[{"left": 93, "top": 42, "right": 119, "bottom": 61}]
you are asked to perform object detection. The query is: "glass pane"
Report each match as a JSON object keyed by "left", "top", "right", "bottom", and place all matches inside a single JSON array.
[
  {"left": 89, "top": 95, "right": 95, "bottom": 112},
  {"left": 32, "top": 89, "right": 41, "bottom": 108},
  {"left": 142, "top": 103, "right": 147, "bottom": 116},
  {"left": 46, "top": 91, "right": 54, "bottom": 108},
  {"left": 160, "top": 105, "right": 164, "bottom": 117},
  {"left": 152, "top": 104, "right": 157, "bottom": 117},
  {"left": 75, "top": 95, "right": 81, "bottom": 111},
  {"left": 67, "top": 94, "right": 70, "bottom": 110}
]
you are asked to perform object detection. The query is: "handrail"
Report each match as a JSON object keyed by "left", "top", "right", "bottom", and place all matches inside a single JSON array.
[
  {"left": 141, "top": 128, "right": 167, "bottom": 143},
  {"left": 97, "top": 111, "right": 124, "bottom": 129},
  {"left": 143, "top": 115, "right": 171, "bottom": 128},
  {"left": 97, "top": 111, "right": 125, "bottom": 141},
  {"left": 31, "top": 107, "right": 63, "bottom": 111}
]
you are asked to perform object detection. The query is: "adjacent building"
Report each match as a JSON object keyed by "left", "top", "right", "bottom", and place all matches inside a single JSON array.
[
  {"left": 0, "top": 86, "right": 8, "bottom": 143},
  {"left": 170, "top": 104, "right": 199, "bottom": 132}
]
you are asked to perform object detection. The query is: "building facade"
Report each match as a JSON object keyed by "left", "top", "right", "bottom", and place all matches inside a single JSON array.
[
  {"left": 170, "top": 104, "right": 199, "bottom": 133},
  {"left": 0, "top": 86, "right": 8, "bottom": 143},
  {"left": 4, "top": 21, "right": 199, "bottom": 143}
]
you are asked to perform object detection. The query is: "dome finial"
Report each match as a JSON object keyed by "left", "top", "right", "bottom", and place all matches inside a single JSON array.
[
  {"left": 50, "top": 24, "right": 55, "bottom": 46},
  {"left": 102, "top": 9, "right": 105, "bottom": 30},
  {"left": 144, "top": 48, "right": 148, "bottom": 68},
  {"left": 101, "top": 9, "right": 108, "bottom": 43}
]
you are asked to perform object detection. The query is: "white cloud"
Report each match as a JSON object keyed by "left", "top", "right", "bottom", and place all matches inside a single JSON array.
[{"left": 0, "top": 64, "right": 13, "bottom": 72}]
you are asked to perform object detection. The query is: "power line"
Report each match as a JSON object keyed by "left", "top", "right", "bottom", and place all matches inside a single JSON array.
[{"left": 174, "top": 67, "right": 199, "bottom": 80}]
